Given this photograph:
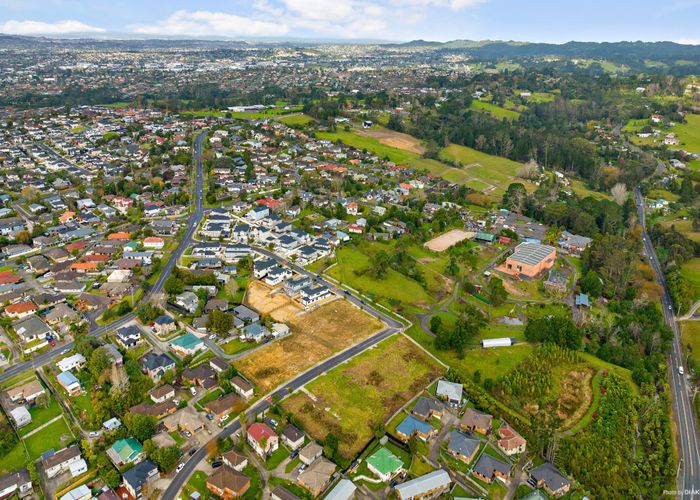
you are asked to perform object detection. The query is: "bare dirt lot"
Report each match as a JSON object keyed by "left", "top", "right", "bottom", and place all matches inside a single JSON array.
[
  {"left": 237, "top": 284, "right": 385, "bottom": 393},
  {"left": 244, "top": 280, "right": 302, "bottom": 321},
  {"left": 424, "top": 229, "right": 475, "bottom": 252},
  {"left": 358, "top": 128, "right": 426, "bottom": 154},
  {"left": 282, "top": 335, "right": 444, "bottom": 458}
]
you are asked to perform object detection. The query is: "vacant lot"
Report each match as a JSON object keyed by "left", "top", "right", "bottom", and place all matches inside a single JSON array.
[
  {"left": 471, "top": 100, "right": 521, "bottom": 120},
  {"left": 424, "top": 229, "right": 475, "bottom": 252},
  {"left": 245, "top": 280, "right": 302, "bottom": 321},
  {"left": 282, "top": 335, "right": 444, "bottom": 458},
  {"left": 358, "top": 127, "right": 425, "bottom": 154},
  {"left": 237, "top": 295, "right": 384, "bottom": 393}
]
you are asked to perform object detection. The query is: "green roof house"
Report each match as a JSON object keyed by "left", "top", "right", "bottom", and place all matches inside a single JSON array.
[
  {"left": 107, "top": 438, "right": 144, "bottom": 467},
  {"left": 168, "top": 332, "right": 206, "bottom": 356},
  {"left": 366, "top": 447, "right": 404, "bottom": 481}
]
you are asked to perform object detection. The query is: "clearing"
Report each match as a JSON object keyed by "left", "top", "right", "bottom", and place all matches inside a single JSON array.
[
  {"left": 357, "top": 127, "right": 426, "bottom": 154},
  {"left": 237, "top": 288, "right": 384, "bottom": 393},
  {"left": 424, "top": 229, "right": 475, "bottom": 252},
  {"left": 282, "top": 334, "right": 444, "bottom": 458},
  {"left": 681, "top": 321, "right": 700, "bottom": 372}
]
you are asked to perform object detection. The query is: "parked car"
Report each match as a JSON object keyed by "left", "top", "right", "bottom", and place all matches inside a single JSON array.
[
  {"left": 190, "top": 387, "right": 197, "bottom": 396},
  {"left": 212, "top": 461, "right": 223, "bottom": 468},
  {"left": 88, "top": 431, "right": 100, "bottom": 438},
  {"left": 189, "top": 448, "right": 198, "bottom": 456},
  {"left": 176, "top": 463, "right": 185, "bottom": 473}
]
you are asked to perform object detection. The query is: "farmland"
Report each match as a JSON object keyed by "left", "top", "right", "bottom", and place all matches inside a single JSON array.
[
  {"left": 681, "top": 322, "right": 700, "bottom": 373},
  {"left": 282, "top": 334, "right": 444, "bottom": 458},
  {"left": 470, "top": 100, "right": 521, "bottom": 120},
  {"left": 237, "top": 288, "right": 384, "bottom": 393},
  {"left": 680, "top": 258, "right": 700, "bottom": 301}
]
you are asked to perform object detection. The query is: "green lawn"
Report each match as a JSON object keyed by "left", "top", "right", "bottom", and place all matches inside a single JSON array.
[
  {"left": 471, "top": 100, "right": 521, "bottom": 120},
  {"left": 0, "top": 443, "right": 28, "bottom": 473},
  {"left": 276, "top": 114, "right": 314, "bottom": 127},
  {"left": 326, "top": 243, "right": 435, "bottom": 308},
  {"left": 265, "top": 446, "right": 290, "bottom": 470},
  {"left": 221, "top": 338, "right": 255, "bottom": 356},
  {"left": 18, "top": 398, "right": 63, "bottom": 437},
  {"left": 180, "top": 471, "right": 210, "bottom": 499},
  {"left": 681, "top": 258, "right": 700, "bottom": 301},
  {"left": 195, "top": 388, "right": 223, "bottom": 409},
  {"left": 24, "top": 417, "right": 73, "bottom": 459},
  {"left": 169, "top": 431, "right": 187, "bottom": 447},
  {"left": 674, "top": 113, "right": 700, "bottom": 155}
]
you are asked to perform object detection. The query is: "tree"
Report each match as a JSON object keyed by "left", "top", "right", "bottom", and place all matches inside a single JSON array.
[
  {"left": 367, "top": 250, "right": 391, "bottom": 279},
  {"left": 486, "top": 277, "right": 508, "bottom": 306},
  {"left": 149, "top": 444, "right": 181, "bottom": 472},
  {"left": 164, "top": 276, "right": 184, "bottom": 295},
  {"left": 525, "top": 316, "right": 582, "bottom": 350},
  {"left": 207, "top": 310, "right": 233, "bottom": 337},
  {"left": 580, "top": 270, "right": 603, "bottom": 298},
  {"left": 324, "top": 433, "right": 339, "bottom": 461},
  {"left": 502, "top": 183, "right": 528, "bottom": 214},
  {"left": 15, "top": 230, "right": 32, "bottom": 245},
  {"left": 88, "top": 348, "right": 112, "bottom": 384},
  {"left": 429, "top": 315, "right": 442, "bottom": 335},
  {"left": 124, "top": 414, "right": 157, "bottom": 442},
  {"left": 610, "top": 183, "right": 628, "bottom": 205}
]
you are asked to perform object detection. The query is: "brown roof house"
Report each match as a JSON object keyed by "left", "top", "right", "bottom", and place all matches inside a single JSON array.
[
  {"left": 297, "top": 457, "right": 336, "bottom": 496},
  {"left": 460, "top": 408, "right": 493, "bottom": 435},
  {"left": 206, "top": 465, "right": 250, "bottom": 499}
]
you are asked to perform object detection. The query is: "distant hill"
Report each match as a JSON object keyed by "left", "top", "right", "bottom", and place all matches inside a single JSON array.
[{"left": 393, "top": 39, "right": 700, "bottom": 61}]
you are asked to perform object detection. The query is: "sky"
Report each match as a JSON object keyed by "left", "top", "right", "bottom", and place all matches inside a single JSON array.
[{"left": 1, "top": 0, "right": 700, "bottom": 44}]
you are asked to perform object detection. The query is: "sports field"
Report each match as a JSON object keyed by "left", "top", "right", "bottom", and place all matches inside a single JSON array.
[{"left": 282, "top": 334, "right": 444, "bottom": 458}]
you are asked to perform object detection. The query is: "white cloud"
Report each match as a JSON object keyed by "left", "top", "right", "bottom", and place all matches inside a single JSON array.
[
  {"left": 129, "top": 10, "right": 289, "bottom": 37},
  {"left": 0, "top": 19, "right": 105, "bottom": 35},
  {"left": 676, "top": 38, "right": 700, "bottom": 45},
  {"left": 389, "top": 0, "right": 486, "bottom": 10}
]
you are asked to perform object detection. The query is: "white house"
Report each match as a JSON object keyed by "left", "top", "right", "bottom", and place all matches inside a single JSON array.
[{"left": 56, "top": 353, "right": 86, "bottom": 373}]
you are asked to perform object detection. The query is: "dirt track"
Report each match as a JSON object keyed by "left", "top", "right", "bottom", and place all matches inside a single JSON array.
[
  {"left": 358, "top": 128, "right": 425, "bottom": 154},
  {"left": 424, "top": 229, "right": 475, "bottom": 252}
]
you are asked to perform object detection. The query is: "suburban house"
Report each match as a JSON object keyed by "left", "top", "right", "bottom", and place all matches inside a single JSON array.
[
  {"left": 246, "top": 422, "right": 279, "bottom": 458},
  {"left": 182, "top": 364, "right": 217, "bottom": 389},
  {"left": 446, "top": 430, "right": 480, "bottom": 464},
  {"left": 122, "top": 460, "right": 160, "bottom": 499},
  {"left": 497, "top": 423, "right": 527, "bottom": 455},
  {"left": 174, "top": 291, "right": 199, "bottom": 314},
  {"left": 168, "top": 332, "right": 205, "bottom": 356},
  {"left": 7, "top": 380, "right": 45, "bottom": 405},
  {"left": 13, "top": 316, "right": 52, "bottom": 354},
  {"left": 412, "top": 397, "right": 445, "bottom": 421},
  {"left": 141, "top": 353, "right": 176, "bottom": 382},
  {"left": 222, "top": 450, "right": 248, "bottom": 472},
  {"left": 460, "top": 408, "right": 493, "bottom": 435},
  {"left": 152, "top": 315, "right": 176, "bottom": 335},
  {"left": 107, "top": 438, "right": 144, "bottom": 467},
  {"left": 395, "top": 415, "right": 435, "bottom": 442},
  {"left": 436, "top": 380, "right": 463, "bottom": 407},
  {"left": 297, "top": 458, "right": 336, "bottom": 496},
  {"left": 150, "top": 384, "right": 175, "bottom": 404},
  {"left": 205, "top": 393, "right": 241, "bottom": 421},
  {"left": 530, "top": 462, "right": 571, "bottom": 498},
  {"left": 502, "top": 243, "right": 556, "bottom": 278},
  {"left": 57, "top": 371, "right": 82, "bottom": 396},
  {"left": 271, "top": 485, "right": 299, "bottom": 500},
  {"left": 472, "top": 453, "right": 512, "bottom": 484},
  {"left": 116, "top": 325, "right": 143, "bottom": 349},
  {"left": 366, "top": 447, "right": 404, "bottom": 481},
  {"left": 60, "top": 484, "right": 91, "bottom": 500},
  {"left": 0, "top": 469, "right": 33, "bottom": 499},
  {"left": 206, "top": 465, "right": 251, "bottom": 499},
  {"left": 280, "top": 424, "right": 305, "bottom": 450},
  {"left": 394, "top": 469, "right": 452, "bottom": 500},
  {"left": 56, "top": 353, "right": 86, "bottom": 372},
  {"left": 4, "top": 301, "right": 37, "bottom": 319},
  {"left": 42, "top": 446, "right": 83, "bottom": 479},
  {"left": 299, "top": 442, "right": 323, "bottom": 466}
]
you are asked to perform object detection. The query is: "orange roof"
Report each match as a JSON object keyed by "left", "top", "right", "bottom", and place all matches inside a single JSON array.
[
  {"left": 5, "top": 301, "right": 36, "bottom": 315},
  {"left": 107, "top": 232, "right": 131, "bottom": 240},
  {"left": 71, "top": 262, "right": 98, "bottom": 271},
  {"left": 59, "top": 211, "right": 76, "bottom": 222},
  {"left": 399, "top": 182, "right": 413, "bottom": 189},
  {"left": 143, "top": 237, "right": 164, "bottom": 243}
]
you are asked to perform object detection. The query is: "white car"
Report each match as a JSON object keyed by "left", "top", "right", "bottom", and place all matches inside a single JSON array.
[
  {"left": 679, "top": 366, "right": 684, "bottom": 376},
  {"left": 176, "top": 463, "right": 185, "bottom": 473},
  {"left": 220, "top": 414, "right": 230, "bottom": 422},
  {"left": 190, "top": 387, "right": 197, "bottom": 396},
  {"left": 209, "top": 334, "right": 217, "bottom": 340}
]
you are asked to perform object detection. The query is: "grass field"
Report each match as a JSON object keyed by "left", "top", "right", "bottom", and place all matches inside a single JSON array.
[
  {"left": 282, "top": 334, "right": 444, "bottom": 458},
  {"left": 681, "top": 258, "right": 700, "bottom": 301},
  {"left": 316, "top": 129, "right": 485, "bottom": 189},
  {"left": 24, "top": 417, "right": 73, "bottom": 459},
  {"left": 276, "top": 114, "right": 315, "bottom": 127},
  {"left": 471, "top": 100, "right": 521, "bottom": 120},
  {"left": 674, "top": 113, "right": 700, "bottom": 155},
  {"left": 439, "top": 144, "right": 533, "bottom": 196},
  {"left": 237, "top": 292, "right": 384, "bottom": 393},
  {"left": 325, "top": 242, "right": 436, "bottom": 308},
  {"left": 18, "top": 397, "right": 63, "bottom": 437},
  {"left": 681, "top": 322, "right": 700, "bottom": 373}
]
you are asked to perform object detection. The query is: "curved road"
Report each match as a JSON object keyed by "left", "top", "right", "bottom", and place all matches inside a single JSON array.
[
  {"left": 635, "top": 187, "right": 699, "bottom": 498},
  {"left": 0, "top": 131, "right": 208, "bottom": 384}
]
